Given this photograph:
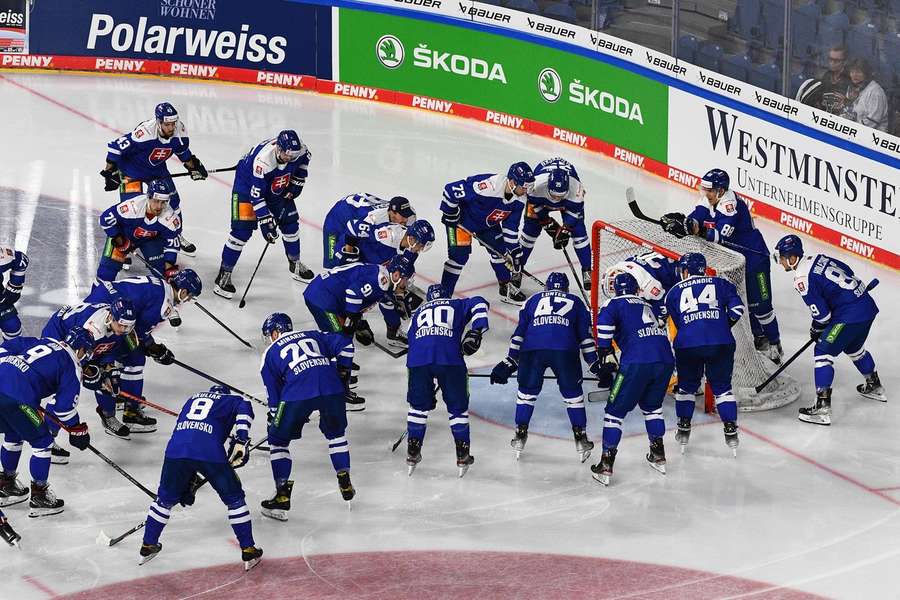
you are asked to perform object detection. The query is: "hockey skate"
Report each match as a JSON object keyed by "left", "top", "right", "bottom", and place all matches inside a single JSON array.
[
  {"left": 581, "top": 270, "right": 592, "bottom": 291},
  {"left": 51, "top": 442, "right": 70, "bottom": 465},
  {"left": 753, "top": 335, "right": 770, "bottom": 353},
  {"left": 139, "top": 543, "right": 162, "bottom": 565},
  {"left": 213, "top": 268, "right": 236, "bottom": 299},
  {"left": 336, "top": 470, "right": 355, "bottom": 504},
  {"left": 675, "top": 417, "right": 692, "bottom": 454},
  {"left": 385, "top": 324, "right": 409, "bottom": 349},
  {"left": 261, "top": 480, "right": 293, "bottom": 521},
  {"left": 455, "top": 440, "right": 474, "bottom": 478},
  {"left": 799, "top": 388, "right": 832, "bottom": 426},
  {"left": 510, "top": 424, "right": 528, "bottom": 461},
  {"left": 764, "top": 342, "right": 784, "bottom": 365},
  {"left": 123, "top": 406, "right": 157, "bottom": 433},
  {"left": 29, "top": 482, "right": 64, "bottom": 518},
  {"left": 0, "top": 515, "right": 20, "bottom": 547},
  {"left": 406, "top": 437, "right": 423, "bottom": 476},
  {"left": 573, "top": 427, "right": 594, "bottom": 463},
  {"left": 179, "top": 235, "right": 197, "bottom": 257},
  {"left": 723, "top": 421, "right": 739, "bottom": 457},
  {"left": 591, "top": 448, "right": 617, "bottom": 486},
  {"left": 0, "top": 472, "right": 28, "bottom": 507},
  {"left": 97, "top": 406, "right": 131, "bottom": 440},
  {"left": 288, "top": 259, "right": 314, "bottom": 284},
  {"left": 345, "top": 390, "right": 366, "bottom": 412},
  {"left": 242, "top": 546, "right": 264, "bottom": 571},
  {"left": 647, "top": 438, "right": 666, "bottom": 475},
  {"left": 858, "top": 372, "right": 887, "bottom": 402},
  {"left": 498, "top": 281, "right": 526, "bottom": 306}
]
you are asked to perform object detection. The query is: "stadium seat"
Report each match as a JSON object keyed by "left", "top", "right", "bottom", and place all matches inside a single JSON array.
[
  {"left": 733, "top": 0, "right": 764, "bottom": 43},
  {"left": 817, "top": 11, "right": 850, "bottom": 50},
  {"left": 762, "top": 0, "right": 786, "bottom": 49},
  {"left": 721, "top": 53, "right": 753, "bottom": 81},
  {"left": 505, "top": 0, "right": 539, "bottom": 12},
  {"left": 543, "top": 1, "right": 578, "bottom": 23},
  {"left": 749, "top": 62, "right": 781, "bottom": 92},
  {"left": 694, "top": 42, "right": 724, "bottom": 71},
  {"left": 791, "top": 3, "right": 821, "bottom": 58},
  {"left": 847, "top": 22, "right": 879, "bottom": 65},
  {"left": 677, "top": 35, "right": 699, "bottom": 62}
]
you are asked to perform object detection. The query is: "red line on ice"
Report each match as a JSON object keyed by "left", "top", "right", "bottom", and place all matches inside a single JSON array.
[
  {"left": 0, "top": 74, "right": 119, "bottom": 133},
  {"left": 22, "top": 575, "right": 59, "bottom": 598}
]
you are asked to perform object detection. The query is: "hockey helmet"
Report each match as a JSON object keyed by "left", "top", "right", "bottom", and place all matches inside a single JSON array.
[
  {"left": 262, "top": 312, "right": 293, "bottom": 340},
  {"left": 275, "top": 130, "right": 306, "bottom": 162},
  {"left": 601, "top": 264, "right": 627, "bottom": 300},
  {"left": 63, "top": 326, "right": 96, "bottom": 364},
  {"left": 425, "top": 283, "right": 447, "bottom": 301},
  {"left": 208, "top": 385, "right": 231, "bottom": 395},
  {"left": 676, "top": 253, "right": 707, "bottom": 278},
  {"left": 109, "top": 297, "right": 136, "bottom": 334},
  {"left": 171, "top": 268, "right": 202, "bottom": 301},
  {"left": 388, "top": 196, "right": 416, "bottom": 219},
  {"left": 547, "top": 168, "right": 570, "bottom": 199},
  {"left": 774, "top": 234, "right": 804, "bottom": 266},
  {"left": 507, "top": 161, "right": 535, "bottom": 189},
  {"left": 147, "top": 179, "right": 175, "bottom": 204},
  {"left": 545, "top": 271, "right": 569, "bottom": 292},
  {"left": 155, "top": 102, "right": 179, "bottom": 124},
  {"left": 407, "top": 219, "right": 435, "bottom": 253},
  {"left": 614, "top": 272, "right": 639, "bottom": 296},
  {"left": 700, "top": 169, "right": 730, "bottom": 192},
  {"left": 387, "top": 254, "right": 414, "bottom": 283}
]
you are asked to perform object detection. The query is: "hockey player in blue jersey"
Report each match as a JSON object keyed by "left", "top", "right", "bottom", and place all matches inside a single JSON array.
[
  {"left": 664, "top": 253, "right": 745, "bottom": 455},
  {"left": 590, "top": 273, "right": 674, "bottom": 486},
  {"left": 0, "top": 329, "right": 94, "bottom": 517},
  {"left": 774, "top": 235, "right": 884, "bottom": 425},
  {"left": 490, "top": 272, "right": 601, "bottom": 462},
  {"left": 214, "top": 131, "right": 314, "bottom": 299},
  {"left": 661, "top": 169, "right": 783, "bottom": 363},
  {"left": 100, "top": 102, "right": 206, "bottom": 255},
  {"left": 0, "top": 508, "right": 19, "bottom": 547},
  {"left": 0, "top": 246, "right": 28, "bottom": 341},
  {"left": 323, "top": 194, "right": 416, "bottom": 268},
  {"left": 440, "top": 162, "right": 534, "bottom": 305},
  {"left": 405, "top": 284, "right": 489, "bottom": 478},
  {"left": 139, "top": 385, "right": 262, "bottom": 570},
  {"left": 520, "top": 158, "right": 593, "bottom": 290},
  {"left": 258, "top": 313, "right": 356, "bottom": 520},
  {"left": 96, "top": 179, "right": 181, "bottom": 283},
  {"left": 602, "top": 251, "right": 678, "bottom": 320}
]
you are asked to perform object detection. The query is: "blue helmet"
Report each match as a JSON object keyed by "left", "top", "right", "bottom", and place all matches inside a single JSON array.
[
  {"left": 155, "top": 102, "right": 179, "bottom": 124},
  {"left": 547, "top": 169, "right": 570, "bottom": 198},
  {"left": 262, "top": 312, "right": 293, "bottom": 338},
  {"left": 546, "top": 271, "right": 569, "bottom": 292},
  {"left": 171, "top": 268, "right": 202, "bottom": 299},
  {"left": 109, "top": 297, "right": 136, "bottom": 333},
  {"left": 407, "top": 219, "right": 435, "bottom": 252},
  {"left": 614, "top": 272, "right": 639, "bottom": 296},
  {"left": 209, "top": 384, "right": 231, "bottom": 395},
  {"left": 63, "top": 326, "right": 95, "bottom": 363},
  {"left": 276, "top": 129, "right": 305, "bottom": 162},
  {"left": 700, "top": 168, "right": 729, "bottom": 192},
  {"left": 677, "top": 252, "right": 707, "bottom": 277},
  {"left": 426, "top": 284, "right": 447, "bottom": 301},
  {"left": 147, "top": 179, "right": 175, "bottom": 204},
  {"left": 507, "top": 161, "right": 535, "bottom": 188},
  {"left": 387, "top": 254, "right": 414, "bottom": 280},
  {"left": 774, "top": 234, "right": 804, "bottom": 262}
]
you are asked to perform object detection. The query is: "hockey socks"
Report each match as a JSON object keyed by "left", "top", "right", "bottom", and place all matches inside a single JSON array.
[
  {"left": 848, "top": 347, "right": 876, "bottom": 378},
  {"left": 227, "top": 500, "right": 254, "bottom": 549},
  {"left": 143, "top": 500, "right": 171, "bottom": 545},
  {"left": 327, "top": 436, "right": 350, "bottom": 472},
  {"left": 515, "top": 392, "right": 536, "bottom": 426},
  {"left": 221, "top": 229, "right": 252, "bottom": 271},
  {"left": 602, "top": 413, "right": 623, "bottom": 450},
  {"left": 715, "top": 391, "right": 738, "bottom": 423},
  {"left": 675, "top": 391, "right": 696, "bottom": 421},
  {"left": 564, "top": 394, "right": 587, "bottom": 429},
  {"left": 29, "top": 446, "right": 51, "bottom": 483},
  {"left": 449, "top": 411, "right": 470, "bottom": 444},
  {"left": 1, "top": 441, "right": 22, "bottom": 473},
  {"left": 269, "top": 443, "right": 292, "bottom": 483},
  {"left": 642, "top": 408, "right": 665, "bottom": 440},
  {"left": 407, "top": 408, "right": 429, "bottom": 441}
]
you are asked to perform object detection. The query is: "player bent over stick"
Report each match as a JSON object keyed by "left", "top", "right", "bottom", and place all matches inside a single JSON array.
[
  {"left": 774, "top": 235, "right": 885, "bottom": 426},
  {"left": 258, "top": 313, "right": 356, "bottom": 520},
  {"left": 405, "top": 284, "right": 489, "bottom": 478},
  {"left": 139, "top": 386, "right": 262, "bottom": 571},
  {"left": 591, "top": 273, "right": 674, "bottom": 486}
]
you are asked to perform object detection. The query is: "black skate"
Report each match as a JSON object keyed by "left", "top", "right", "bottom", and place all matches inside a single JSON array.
[
  {"left": 799, "top": 388, "right": 832, "bottom": 426},
  {"left": 261, "top": 480, "right": 293, "bottom": 521},
  {"left": 123, "top": 406, "right": 157, "bottom": 433},
  {"left": 765, "top": 342, "right": 784, "bottom": 365},
  {"left": 455, "top": 440, "right": 474, "bottom": 479},
  {"left": 179, "top": 235, "right": 197, "bottom": 257},
  {"left": 675, "top": 417, "right": 692, "bottom": 454},
  {"left": 345, "top": 390, "right": 366, "bottom": 412},
  {"left": 510, "top": 424, "right": 528, "bottom": 460},
  {"left": 337, "top": 470, "right": 355, "bottom": 504},
  {"left": 0, "top": 515, "right": 20, "bottom": 547},
  {"left": 288, "top": 259, "right": 314, "bottom": 284},
  {"left": 139, "top": 542, "right": 162, "bottom": 565},
  {"left": 97, "top": 406, "right": 130, "bottom": 440},
  {"left": 591, "top": 448, "right": 617, "bottom": 486},
  {"left": 406, "top": 437, "right": 423, "bottom": 476},
  {"left": 723, "top": 421, "right": 739, "bottom": 457},
  {"left": 581, "top": 270, "right": 592, "bottom": 291},
  {"left": 0, "top": 472, "right": 28, "bottom": 507},
  {"left": 499, "top": 281, "right": 526, "bottom": 306},
  {"left": 647, "top": 438, "right": 666, "bottom": 475},
  {"left": 753, "top": 335, "right": 770, "bottom": 353},
  {"left": 213, "top": 268, "right": 236, "bottom": 300},
  {"left": 29, "top": 481, "right": 64, "bottom": 518},
  {"left": 51, "top": 442, "right": 70, "bottom": 465},
  {"left": 385, "top": 324, "right": 408, "bottom": 349},
  {"left": 858, "top": 372, "right": 887, "bottom": 402},
  {"left": 573, "top": 427, "right": 594, "bottom": 463},
  {"left": 242, "top": 546, "right": 263, "bottom": 571}
]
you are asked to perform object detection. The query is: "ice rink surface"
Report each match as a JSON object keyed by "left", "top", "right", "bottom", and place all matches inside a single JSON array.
[{"left": 0, "top": 72, "right": 898, "bottom": 599}]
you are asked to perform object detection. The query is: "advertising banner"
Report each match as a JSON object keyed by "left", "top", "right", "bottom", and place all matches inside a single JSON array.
[
  {"left": 28, "top": 0, "right": 331, "bottom": 78},
  {"left": 0, "top": 0, "right": 28, "bottom": 53},
  {"left": 338, "top": 7, "right": 669, "bottom": 163}
]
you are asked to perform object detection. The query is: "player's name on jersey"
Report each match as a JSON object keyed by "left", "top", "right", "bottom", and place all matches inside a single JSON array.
[
  {"left": 175, "top": 420, "right": 214, "bottom": 434},
  {"left": 531, "top": 315, "right": 570, "bottom": 327},
  {"left": 415, "top": 325, "right": 453, "bottom": 338},
  {"left": 682, "top": 309, "right": 721, "bottom": 324}
]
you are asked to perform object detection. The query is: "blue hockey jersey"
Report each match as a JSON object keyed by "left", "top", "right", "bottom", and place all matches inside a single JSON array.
[
  {"left": 0, "top": 246, "right": 27, "bottom": 298},
  {"left": 85, "top": 276, "right": 174, "bottom": 342},
  {"left": 99, "top": 196, "right": 181, "bottom": 251},
  {"left": 688, "top": 191, "right": 769, "bottom": 270},
  {"left": 232, "top": 138, "right": 311, "bottom": 219},
  {"left": 664, "top": 276, "right": 745, "bottom": 348},
  {"left": 508, "top": 291, "right": 597, "bottom": 363},
  {"left": 0, "top": 337, "right": 82, "bottom": 427},
  {"left": 792, "top": 254, "right": 878, "bottom": 325},
  {"left": 42, "top": 303, "right": 130, "bottom": 365},
  {"left": 106, "top": 118, "right": 192, "bottom": 182},
  {"left": 407, "top": 296, "right": 489, "bottom": 368},
  {"left": 596, "top": 296, "right": 673, "bottom": 365},
  {"left": 303, "top": 263, "right": 390, "bottom": 315},
  {"left": 325, "top": 193, "right": 389, "bottom": 237},
  {"left": 527, "top": 158, "right": 586, "bottom": 229},
  {"left": 441, "top": 172, "right": 524, "bottom": 245},
  {"left": 165, "top": 391, "right": 254, "bottom": 463},
  {"left": 260, "top": 330, "right": 354, "bottom": 404}
]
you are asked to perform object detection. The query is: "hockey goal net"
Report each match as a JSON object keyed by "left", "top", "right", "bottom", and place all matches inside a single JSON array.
[{"left": 590, "top": 218, "right": 801, "bottom": 412}]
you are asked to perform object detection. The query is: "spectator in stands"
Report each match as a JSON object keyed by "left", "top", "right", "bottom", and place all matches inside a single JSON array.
[
  {"left": 841, "top": 59, "right": 889, "bottom": 131},
  {"left": 801, "top": 46, "right": 851, "bottom": 115}
]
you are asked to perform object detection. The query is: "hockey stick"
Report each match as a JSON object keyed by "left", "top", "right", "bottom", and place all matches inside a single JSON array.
[
  {"left": 473, "top": 236, "right": 546, "bottom": 287},
  {"left": 562, "top": 246, "right": 590, "bottom": 308},
  {"left": 391, "top": 382, "right": 439, "bottom": 452},
  {"left": 170, "top": 358, "right": 267, "bottom": 407},
  {"left": 118, "top": 391, "right": 179, "bottom": 417},
  {"left": 754, "top": 338, "right": 815, "bottom": 393},
  {"left": 468, "top": 373, "right": 600, "bottom": 382},
  {"left": 167, "top": 165, "right": 237, "bottom": 180},
  {"left": 239, "top": 242, "right": 270, "bottom": 309},
  {"left": 130, "top": 252, "right": 254, "bottom": 349}
]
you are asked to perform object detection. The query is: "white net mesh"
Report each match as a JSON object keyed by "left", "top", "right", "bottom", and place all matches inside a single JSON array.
[{"left": 591, "top": 218, "right": 800, "bottom": 412}]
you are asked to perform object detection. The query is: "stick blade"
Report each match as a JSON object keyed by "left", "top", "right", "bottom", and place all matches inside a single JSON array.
[
  {"left": 238, "top": 299, "right": 247, "bottom": 309},
  {"left": 96, "top": 530, "right": 113, "bottom": 547},
  {"left": 625, "top": 186, "right": 636, "bottom": 204}
]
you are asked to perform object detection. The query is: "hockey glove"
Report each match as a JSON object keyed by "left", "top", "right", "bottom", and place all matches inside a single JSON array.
[
  {"left": 180, "top": 473, "right": 205, "bottom": 507},
  {"left": 283, "top": 174, "right": 305, "bottom": 201},
  {"left": 354, "top": 318, "right": 374, "bottom": 346},
  {"left": 596, "top": 363, "right": 617, "bottom": 390},
  {"left": 810, "top": 321, "right": 828, "bottom": 341},
  {"left": 68, "top": 422, "right": 90, "bottom": 451},
  {"left": 441, "top": 207, "right": 460, "bottom": 227},
  {"left": 102, "top": 366, "right": 122, "bottom": 396},
  {"left": 490, "top": 357, "right": 518, "bottom": 385},
  {"left": 164, "top": 265, "right": 180, "bottom": 281},
  {"left": 12, "top": 251, "right": 28, "bottom": 273},
  {"left": 100, "top": 168, "right": 121, "bottom": 192},
  {"left": 507, "top": 246, "right": 524, "bottom": 272},
  {"left": 82, "top": 363, "right": 104, "bottom": 391},
  {"left": 462, "top": 329, "right": 483, "bottom": 356},
  {"left": 0, "top": 287, "right": 20, "bottom": 307},
  {"left": 403, "top": 290, "right": 424, "bottom": 316},
  {"left": 228, "top": 437, "right": 250, "bottom": 468},
  {"left": 144, "top": 341, "right": 174, "bottom": 365},
  {"left": 186, "top": 155, "right": 208, "bottom": 180},
  {"left": 341, "top": 312, "right": 361, "bottom": 337},
  {"left": 542, "top": 218, "right": 571, "bottom": 249},
  {"left": 336, "top": 243, "right": 360, "bottom": 265},
  {"left": 660, "top": 213, "right": 688, "bottom": 238},
  {"left": 168, "top": 310, "right": 182, "bottom": 328},
  {"left": 112, "top": 235, "right": 134, "bottom": 256},
  {"left": 686, "top": 217, "right": 708, "bottom": 238},
  {"left": 258, "top": 214, "right": 279, "bottom": 244}
]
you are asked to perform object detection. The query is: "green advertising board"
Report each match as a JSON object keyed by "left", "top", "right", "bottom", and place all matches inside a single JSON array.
[{"left": 338, "top": 8, "right": 668, "bottom": 162}]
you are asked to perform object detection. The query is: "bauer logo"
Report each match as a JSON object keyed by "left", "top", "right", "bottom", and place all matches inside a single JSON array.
[
  {"left": 538, "top": 67, "right": 561, "bottom": 103},
  {"left": 376, "top": 35, "right": 404, "bottom": 69}
]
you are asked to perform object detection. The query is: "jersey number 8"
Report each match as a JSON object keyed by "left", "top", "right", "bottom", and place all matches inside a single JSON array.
[{"left": 186, "top": 396, "right": 214, "bottom": 421}]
